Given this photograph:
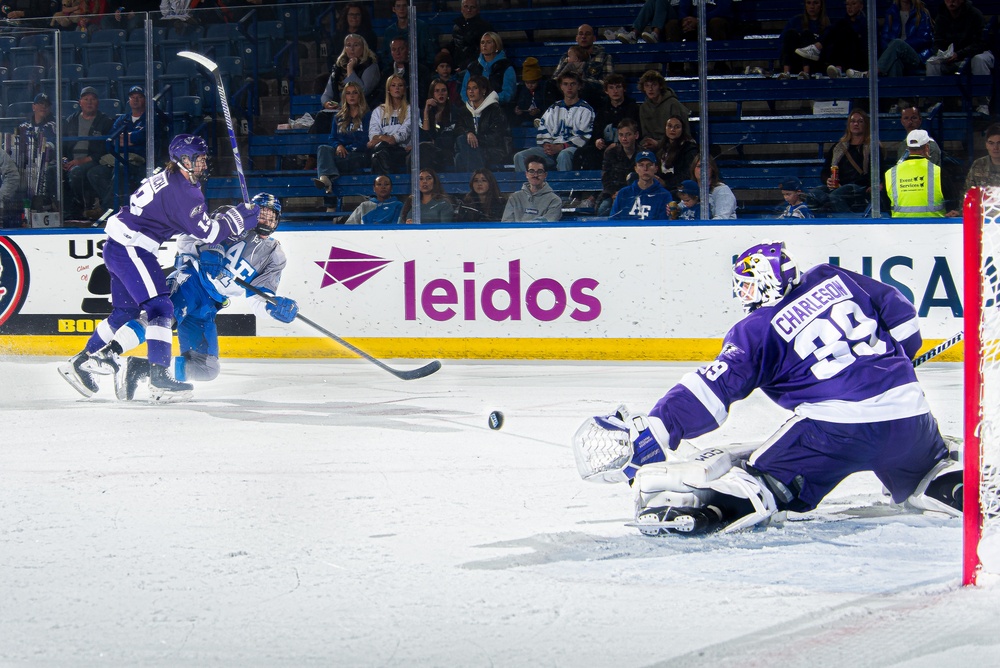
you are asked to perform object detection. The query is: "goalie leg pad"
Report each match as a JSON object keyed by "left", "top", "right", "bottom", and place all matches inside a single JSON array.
[
  {"left": 633, "top": 448, "right": 778, "bottom": 535},
  {"left": 906, "top": 456, "right": 963, "bottom": 517}
]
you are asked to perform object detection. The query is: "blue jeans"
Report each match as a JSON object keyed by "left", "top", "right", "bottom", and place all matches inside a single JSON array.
[
  {"left": 877, "top": 39, "right": 922, "bottom": 77},
  {"left": 632, "top": 0, "right": 677, "bottom": 32},
  {"left": 455, "top": 133, "right": 486, "bottom": 172},
  {"left": 808, "top": 183, "right": 870, "bottom": 213},
  {"left": 513, "top": 146, "right": 577, "bottom": 172}
]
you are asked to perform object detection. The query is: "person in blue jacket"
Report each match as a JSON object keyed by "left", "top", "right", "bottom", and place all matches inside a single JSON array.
[{"left": 610, "top": 151, "right": 675, "bottom": 221}]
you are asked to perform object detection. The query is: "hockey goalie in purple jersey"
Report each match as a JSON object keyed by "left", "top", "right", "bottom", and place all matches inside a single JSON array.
[
  {"left": 573, "top": 240, "right": 964, "bottom": 535},
  {"left": 58, "top": 134, "right": 261, "bottom": 402}
]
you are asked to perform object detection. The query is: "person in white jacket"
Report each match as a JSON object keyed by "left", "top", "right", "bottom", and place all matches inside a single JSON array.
[
  {"left": 502, "top": 157, "right": 563, "bottom": 222},
  {"left": 513, "top": 71, "right": 594, "bottom": 172}
]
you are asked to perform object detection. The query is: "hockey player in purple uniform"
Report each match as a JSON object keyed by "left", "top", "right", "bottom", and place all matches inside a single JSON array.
[
  {"left": 58, "top": 134, "right": 261, "bottom": 402},
  {"left": 573, "top": 241, "right": 963, "bottom": 535},
  {"left": 110, "top": 193, "right": 298, "bottom": 400}
]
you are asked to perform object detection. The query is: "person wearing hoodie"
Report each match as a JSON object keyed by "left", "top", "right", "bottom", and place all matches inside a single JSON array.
[
  {"left": 610, "top": 151, "right": 675, "bottom": 221},
  {"left": 454, "top": 75, "right": 512, "bottom": 171},
  {"left": 637, "top": 70, "right": 690, "bottom": 151},
  {"left": 460, "top": 32, "right": 516, "bottom": 107},
  {"left": 502, "top": 157, "right": 563, "bottom": 222}
]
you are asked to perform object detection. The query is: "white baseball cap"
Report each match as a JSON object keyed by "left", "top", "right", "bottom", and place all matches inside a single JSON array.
[{"left": 906, "top": 129, "right": 931, "bottom": 148}]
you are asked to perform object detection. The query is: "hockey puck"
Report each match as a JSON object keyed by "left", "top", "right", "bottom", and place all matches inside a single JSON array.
[{"left": 488, "top": 410, "right": 504, "bottom": 430}]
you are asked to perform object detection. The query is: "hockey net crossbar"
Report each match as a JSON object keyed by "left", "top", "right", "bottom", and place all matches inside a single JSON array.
[{"left": 963, "top": 186, "right": 1000, "bottom": 585}]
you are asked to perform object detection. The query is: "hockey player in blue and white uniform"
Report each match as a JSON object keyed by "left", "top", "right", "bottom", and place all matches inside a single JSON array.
[
  {"left": 610, "top": 150, "right": 674, "bottom": 221},
  {"left": 58, "top": 134, "right": 260, "bottom": 401},
  {"left": 573, "top": 241, "right": 963, "bottom": 534},
  {"left": 108, "top": 192, "right": 298, "bottom": 400}
]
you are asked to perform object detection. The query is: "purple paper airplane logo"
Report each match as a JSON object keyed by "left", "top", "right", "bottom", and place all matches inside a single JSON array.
[{"left": 315, "top": 246, "right": 392, "bottom": 290}]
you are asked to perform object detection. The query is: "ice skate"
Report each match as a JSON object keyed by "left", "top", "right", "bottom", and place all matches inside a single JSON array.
[
  {"left": 148, "top": 364, "right": 193, "bottom": 402},
  {"left": 80, "top": 344, "right": 120, "bottom": 376},
  {"left": 58, "top": 351, "right": 100, "bottom": 398},
  {"left": 115, "top": 357, "right": 150, "bottom": 401},
  {"left": 632, "top": 506, "right": 723, "bottom": 536}
]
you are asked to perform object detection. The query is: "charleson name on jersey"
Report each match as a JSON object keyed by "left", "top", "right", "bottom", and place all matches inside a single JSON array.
[{"left": 770, "top": 275, "right": 852, "bottom": 342}]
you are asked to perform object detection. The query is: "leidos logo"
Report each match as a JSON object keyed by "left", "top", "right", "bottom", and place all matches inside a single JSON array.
[
  {"left": 317, "top": 245, "right": 602, "bottom": 322},
  {"left": 315, "top": 246, "right": 391, "bottom": 290},
  {"left": 0, "top": 236, "right": 29, "bottom": 328}
]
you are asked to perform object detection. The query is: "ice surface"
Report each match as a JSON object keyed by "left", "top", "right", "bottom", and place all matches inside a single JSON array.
[{"left": 1, "top": 357, "right": 996, "bottom": 666}]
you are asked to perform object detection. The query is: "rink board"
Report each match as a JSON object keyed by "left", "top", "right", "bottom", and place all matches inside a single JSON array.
[{"left": 0, "top": 221, "right": 966, "bottom": 360}]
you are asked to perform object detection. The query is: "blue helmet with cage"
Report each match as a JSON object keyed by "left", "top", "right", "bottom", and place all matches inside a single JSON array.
[
  {"left": 168, "top": 134, "right": 209, "bottom": 183},
  {"left": 251, "top": 192, "right": 282, "bottom": 236},
  {"left": 732, "top": 241, "right": 800, "bottom": 313}
]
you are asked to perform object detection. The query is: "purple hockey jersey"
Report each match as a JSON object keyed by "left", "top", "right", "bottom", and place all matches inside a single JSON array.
[
  {"left": 650, "top": 264, "right": 930, "bottom": 449},
  {"left": 103, "top": 169, "right": 234, "bottom": 252}
]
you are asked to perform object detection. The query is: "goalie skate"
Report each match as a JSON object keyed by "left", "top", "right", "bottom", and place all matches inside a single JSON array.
[
  {"left": 148, "top": 364, "right": 193, "bottom": 403},
  {"left": 629, "top": 506, "right": 723, "bottom": 536}
]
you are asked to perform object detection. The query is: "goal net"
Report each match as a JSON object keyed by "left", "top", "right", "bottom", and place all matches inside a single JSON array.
[{"left": 963, "top": 186, "right": 1000, "bottom": 585}]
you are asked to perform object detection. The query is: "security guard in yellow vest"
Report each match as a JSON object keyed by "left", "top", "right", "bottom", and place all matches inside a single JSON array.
[{"left": 885, "top": 129, "right": 944, "bottom": 217}]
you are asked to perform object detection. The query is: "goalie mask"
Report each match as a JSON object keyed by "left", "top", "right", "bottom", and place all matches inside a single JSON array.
[
  {"left": 169, "top": 134, "right": 209, "bottom": 184},
  {"left": 732, "top": 241, "right": 800, "bottom": 313},
  {"left": 251, "top": 192, "right": 282, "bottom": 236}
]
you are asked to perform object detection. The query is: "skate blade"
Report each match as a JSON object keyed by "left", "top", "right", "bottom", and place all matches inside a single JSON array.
[
  {"left": 80, "top": 359, "right": 116, "bottom": 375},
  {"left": 626, "top": 515, "right": 697, "bottom": 535},
  {"left": 58, "top": 363, "right": 96, "bottom": 398},
  {"left": 148, "top": 388, "right": 194, "bottom": 403}
]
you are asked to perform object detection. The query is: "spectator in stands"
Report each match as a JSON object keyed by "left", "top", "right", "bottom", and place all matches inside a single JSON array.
[
  {"left": 330, "top": 3, "right": 377, "bottom": 64},
  {"left": 314, "top": 34, "right": 380, "bottom": 137},
  {"left": 512, "top": 58, "right": 547, "bottom": 127},
  {"left": 692, "top": 154, "right": 737, "bottom": 219},
  {"left": 777, "top": 177, "right": 814, "bottom": 218},
  {"left": 925, "top": 0, "right": 990, "bottom": 117},
  {"left": 159, "top": 0, "right": 197, "bottom": 35},
  {"left": 869, "top": 0, "right": 935, "bottom": 79},
  {"left": 51, "top": 0, "right": 85, "bottom": 30},
  {"left": 892, "top": 105, "right": 940, "bottom": 164},
  {"left": 638, "top": 70, "right": 690, "bottom": 150},
  {"left": 379, "top": 37, "right": 432, "bottom": 108},
  {"left": 4, "top": 1, "right": 55, "bottom": 20},
  {"left": 808, "top": 109, "right": 882, "bottom": 214},
  {"left": 448, "top": 0, "right": 493, "bottom": 72},
  {"left": 611, "top": 0, "right": 680, "bottom": 45},
  {"left": 0, "top": 146, "right": 20, "bottom": 227},
  {"left": 551, "top": 24, "right": 614, "bottom": 105},
  {"left": 381, "top": 0, "right": 437, "bottom": 71},
  {"left": 886, "top": 129, "right": 944, "bottom": 217},
  {"left": 19, "top": 94, "right": 57, "bottom": 209},
  {"left": 502, "top": 157, "right": 563, "bottom": 222},
  {"left": 314, "top": 82, "right": 372, "bottom": 209},
  {"left": 90, "top": 86, "right": 167, "bottom": 215},
  {"left": 781, "top": 0, "right": 831, "bottom": 79},
  {"left": 62, "top": 86, "right": 114, "bottom": 221},
  {"left": 458, "top": 169, "right": 506, "bottom": 222},
  {"left": 368, "top": 74, "right": 413, "bottom": 175},
  {"left": 665, "top": 0, "right": 737, "bottom": 49},
  {"left": 460, "top": 32, "right": 515, "bottom": 108},
  {"left": 454, "top": 75, "right": 512, "bottom": 172},
  {"left": 100, "top": 4, "right": 144, "bottom": 31},
  {"left": 418, "top": 80, "right": 457, "bottom": 173},
  {"left": 432, "top": 52, "right": 461, "bottom": 109},
  {"left": 574, "top": 73, "right": 640, "bottom": 170},
  {"left": 401, "top": 169, "right": 454, "bottom": 224},
  {"left": 675, "top": 179, "right": 701, "bottom": 220},
  {"left": 513, "top": 70, "right": 594, "bottom": 173},
  {"left": 962, "top": 124, "right": 1000, "bottom": 192},
  {"left": 824, "top": 0, "right": 869, "bottom": 78},
  {"left": 611, "top": 150, "right": 674, "bottom": 221},
  {"left": 597, "top": 118, "right": 640, "bottom": 216},
  {"left": 655, "top": 114, "right": 698, "bottom": 193},
  {"left": 344, "top": 175, "right": 404, "bottom": 225}
]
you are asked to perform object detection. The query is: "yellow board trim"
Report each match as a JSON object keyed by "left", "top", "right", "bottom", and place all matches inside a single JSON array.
[{"left": 0, "top": 336, "right": 965, "bottom": 362}]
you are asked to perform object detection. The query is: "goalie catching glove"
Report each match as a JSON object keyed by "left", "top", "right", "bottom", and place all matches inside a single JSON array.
[
  {"left": 572, "top": 405, "right": 684, "bottom": 483},
  {"left": 266, "top": 296, "right": 299, "bottom": 323}
]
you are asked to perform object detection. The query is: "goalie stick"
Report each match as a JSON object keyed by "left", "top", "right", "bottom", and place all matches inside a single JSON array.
[
  {"left": 177, "top": 50, "right": 250, "bottom": 204},
  {"left": 912, "top": 331, "right": 963, "bottom": 368},
  {"left": 234, "top": 277, "right": 442, "bottom": 381}
]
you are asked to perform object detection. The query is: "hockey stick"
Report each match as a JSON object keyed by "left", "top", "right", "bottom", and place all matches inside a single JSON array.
[
  {"left": 234, "top": 277, "right": 442, "bottom": 381},
  {"left": 912, "top": 331, "right": 963, "bottom": 367},
  {"left": 178, "top": 50, "right": 250, "bottom": 204}
]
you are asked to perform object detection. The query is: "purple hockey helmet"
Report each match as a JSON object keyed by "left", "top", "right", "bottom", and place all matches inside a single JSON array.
[
  {"left": 168, "top": 134, "right": 209, "bottom": 182},
  {"left": 732, "top": 241, "right": 800, "bottom": 312}
]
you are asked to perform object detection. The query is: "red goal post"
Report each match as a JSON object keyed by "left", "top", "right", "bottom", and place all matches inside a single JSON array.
[{"left": 963, "top": 186, "right": 1000, "bottom": 586}]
